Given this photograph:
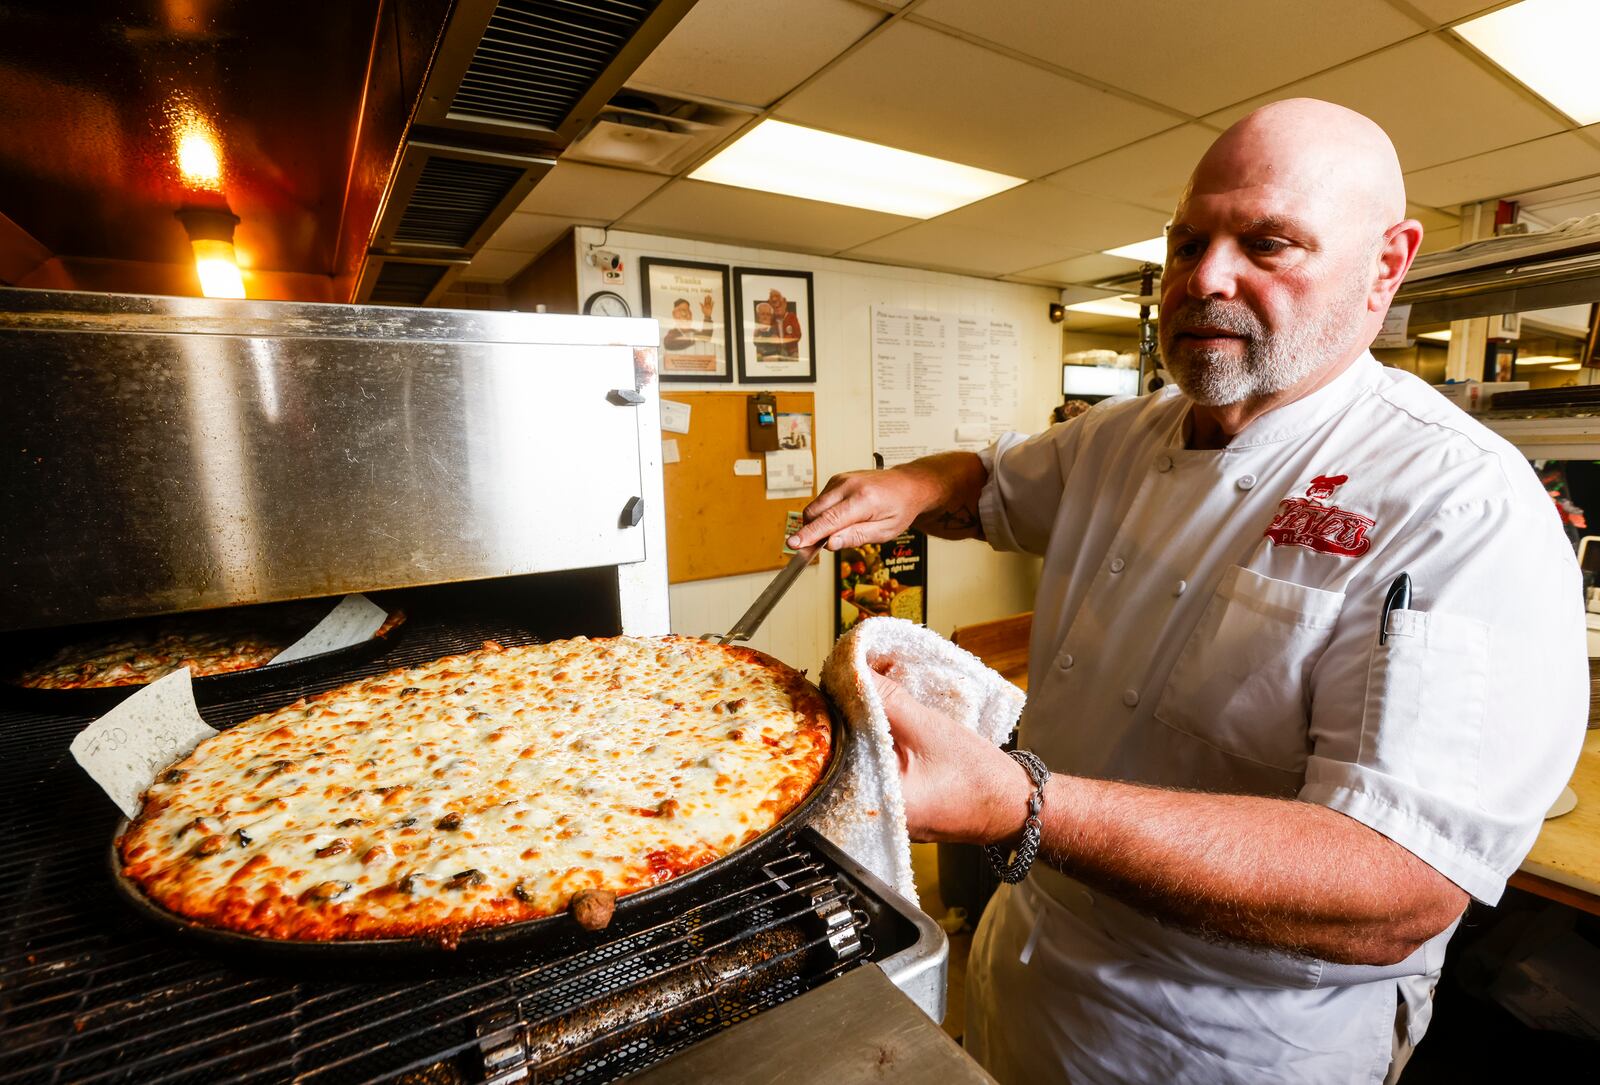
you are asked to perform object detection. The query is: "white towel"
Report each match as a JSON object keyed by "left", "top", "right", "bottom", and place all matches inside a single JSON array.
[{"left": 813, "top": 616, "right": 1026, "bottom": 905}]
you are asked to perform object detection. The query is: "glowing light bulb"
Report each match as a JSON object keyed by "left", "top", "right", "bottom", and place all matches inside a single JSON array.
[{"left": 191, "top": 238, "right": 245, "bottom": 298}]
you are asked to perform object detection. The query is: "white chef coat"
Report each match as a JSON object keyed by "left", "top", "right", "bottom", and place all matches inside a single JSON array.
[{"left": 964, "top": 352, "right": 1588, "bottom": 1084}]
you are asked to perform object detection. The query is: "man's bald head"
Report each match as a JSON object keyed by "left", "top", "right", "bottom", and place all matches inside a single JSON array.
[
  {"left": 1159, "top": 98, "right": 1421, "bottom": 418},
  {"left": 1185, "top": 98, "right": 1406, "bottom": 231}
]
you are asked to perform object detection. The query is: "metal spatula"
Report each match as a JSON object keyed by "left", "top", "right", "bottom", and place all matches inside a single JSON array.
[{"left": 704, "top": 545, "right": 819, "bottom": 644}]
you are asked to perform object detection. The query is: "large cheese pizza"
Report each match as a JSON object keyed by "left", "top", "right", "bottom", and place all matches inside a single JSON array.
[
  {"left": 117, "top": 636, "right": 833, "bottom": 943},
  {"left": 15, "top": 606, "right": 405, "bottom": 690}
]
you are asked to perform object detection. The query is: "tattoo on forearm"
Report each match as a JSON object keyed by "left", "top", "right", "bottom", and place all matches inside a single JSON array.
[{"left": 936, "top": 504, "right": 978, "bottom": 531}]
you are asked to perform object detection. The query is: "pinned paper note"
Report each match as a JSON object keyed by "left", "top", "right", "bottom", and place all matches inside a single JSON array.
[
  {"left": 765, "top": 448, "right": 814, "bottom": 499},
  {"left": 1373, "top": 303, "right": 1413, "bottom": 349},
  {"left": 660, "top": 399, "right": 691, "bottom": 434},
  {"left": 71, "top": 669, "right": 217, "bottom": 818},
  {"left": 955, "top": 423, "right": 989, "bottom": 444},
  {"left": 271, "top": 594, "right": 387, "bottom": 664},
  {"left": 662, "top": 438, "right": 681, "bottom": 464},
  {"left": 733, "top": 458, "right": 763, "bottom": 476}
]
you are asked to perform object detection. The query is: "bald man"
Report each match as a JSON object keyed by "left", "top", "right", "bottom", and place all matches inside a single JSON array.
[{"left": 789, "top": 100, "right": 1586, "bottom": 1083}]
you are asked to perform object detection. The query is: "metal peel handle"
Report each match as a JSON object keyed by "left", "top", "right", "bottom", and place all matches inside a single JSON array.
[{"left": 710, "top": 546, "right": 818, "bottom": 644}]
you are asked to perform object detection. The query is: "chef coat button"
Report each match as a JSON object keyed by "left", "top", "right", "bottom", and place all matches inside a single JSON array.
[
  {"left": 1110, "top": 557, "right": 1125, "bottom": 573},
  {"left": 1122, "top": 689, "right": 1140, "bottom": 707},
  {"left": 1059, "top": 653, "right": 1075, "bottom": 670},
  {"left": 1156, "top": 455, "right": 1173, "bottom": 473},
  {"left": 1174, "top": 579, "right": 1187, "bottom": 596},
  {"left": 1237, "top": 474, "right": 1257, "bottom": 491}
]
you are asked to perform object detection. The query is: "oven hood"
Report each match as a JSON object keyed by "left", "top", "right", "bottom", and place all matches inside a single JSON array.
[{"left": 0, "top": 1, "right": 696, "bottom": 305}]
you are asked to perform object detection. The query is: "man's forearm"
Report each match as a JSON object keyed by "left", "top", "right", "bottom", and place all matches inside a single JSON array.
[
  {"left": 1003, "top": 774, "right": 1466, "bottom": 966},
  {"left": 904, "top": 451, "right": 988, "bottom": 540}
]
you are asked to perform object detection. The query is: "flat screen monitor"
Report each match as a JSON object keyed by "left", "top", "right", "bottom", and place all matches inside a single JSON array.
[{"left": 1062, "top": 365, "right": 1139, "bottom": 398}]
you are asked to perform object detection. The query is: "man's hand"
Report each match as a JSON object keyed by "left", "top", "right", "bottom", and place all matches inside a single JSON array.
[
  {"left": 869, "top": 670, "right": 1029, "bottom": 844},
  {"left": 789, "top": 469, "right": 934, "bottom": 552},
  {"left": 786, "top": 451, "right": 989, "bottom": 552}
]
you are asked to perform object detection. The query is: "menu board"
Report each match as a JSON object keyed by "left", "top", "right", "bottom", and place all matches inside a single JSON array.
[{"left": 870, "top": 307, "right": 1022, "bottom": 467}]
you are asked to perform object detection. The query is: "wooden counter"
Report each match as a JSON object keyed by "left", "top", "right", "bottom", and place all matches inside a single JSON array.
[{"left": 1510, "top": 729, "right": 1600, "bottom": 916}]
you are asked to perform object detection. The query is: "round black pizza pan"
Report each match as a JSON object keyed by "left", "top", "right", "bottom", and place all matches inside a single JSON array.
[
  {"left": 108, "top": 687, "right": 854, "bottom": 960},
  {"left": 1, "top": 610, "right": 407, "bottom": 716}
]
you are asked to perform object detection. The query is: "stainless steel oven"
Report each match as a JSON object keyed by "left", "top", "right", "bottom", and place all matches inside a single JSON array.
[{"left": 0, "top": 288, "right": 952, "bottom": 1085}]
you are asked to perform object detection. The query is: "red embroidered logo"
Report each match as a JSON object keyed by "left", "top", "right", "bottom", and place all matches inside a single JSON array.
[{"left": 1264, "top": 474, "right": 1374, "bottom": 557}]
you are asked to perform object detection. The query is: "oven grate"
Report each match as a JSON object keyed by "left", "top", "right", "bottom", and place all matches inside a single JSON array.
[{"left": 0, "top": 607, "right": 873, "bottom": 1085}]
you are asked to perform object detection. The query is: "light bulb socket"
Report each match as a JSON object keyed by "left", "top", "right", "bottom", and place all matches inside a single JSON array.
[{"left": 175, "top": 207, "right": 239, "bottom": 244}]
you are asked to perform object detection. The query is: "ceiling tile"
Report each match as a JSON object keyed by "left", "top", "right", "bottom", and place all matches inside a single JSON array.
[
  {"left": 933, "top": 182, "right": 1171, "bottom": 253},
  {"left": 1204, "top": 36, "right": 1564, "bottom": 172},
  {"left": 627, "top": 0, "right": 883, "bottom": 108},
  {"left": 480, "top": 212, "right": 579, "bottom": 255},
  {"left": 462, "top": 248, "right": 532, "bottom": 283},
  {"left": 518, "top": 162, "right": 669, "bottom": 221},
  {"left": 618, "top": 180, "right": 915, "bottom": 253},
  {"left": 1044, "top": 124, "right": 1218, "bottom": 212},
  {"left": 1404, "top": 1, "right": 1504, "bottom": 25},
  {"left": 914, "top": 0, "right": 1421, "bottom": 116},
  {"left": 1404, "top": 130, "right": 1600, "bottom": 207},
  {"left": 1013, "top": 251, "right": 1144, "bottom": 286},
  {"left": 775, "top": 21, "right": 1176, "bottom": 177},
  {"left": 844, "top": 221, "right": 1072, "bottom": 277}
]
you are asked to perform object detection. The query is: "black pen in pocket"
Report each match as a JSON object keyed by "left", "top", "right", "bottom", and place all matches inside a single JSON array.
[{"left": 1379, "top": 572, "right": 1411, "bottom": 645}]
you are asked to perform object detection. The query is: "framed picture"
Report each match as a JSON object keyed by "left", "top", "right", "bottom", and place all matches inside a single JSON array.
[
  {"left": 733, "top": 267, "right": 816, "bottom": 383},
  {"left": 640, "top": 257, "right": 733, "bottom": 382},
  {"left": 834, "top": 529, "right": 926, "bottom": 637}
]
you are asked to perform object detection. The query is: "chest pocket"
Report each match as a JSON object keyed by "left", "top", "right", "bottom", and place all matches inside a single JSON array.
[{"left": 1155, "top": 566, "right": 1346, "bottom": 773}]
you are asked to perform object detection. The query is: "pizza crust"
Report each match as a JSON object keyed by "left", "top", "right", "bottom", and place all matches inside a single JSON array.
[
  {"left": 117, "top": 636, "right": 832, "bottom": 943},
  {"left": 15, "top": 607, "right": 405, "bottom": 689}
]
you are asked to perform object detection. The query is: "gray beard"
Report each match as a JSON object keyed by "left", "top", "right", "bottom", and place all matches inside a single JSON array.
[{"left": 1162, "top": 274, "right": 1371, "bottom": 407}]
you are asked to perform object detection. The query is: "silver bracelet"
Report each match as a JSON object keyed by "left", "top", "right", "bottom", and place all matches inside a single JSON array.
[{"left": 984, "top": 748, "right": 1051, "bottom": 884}]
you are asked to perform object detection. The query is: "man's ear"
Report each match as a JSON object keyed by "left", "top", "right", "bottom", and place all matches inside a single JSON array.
[{"left": 1371, "top": 219, "right": 1423, "bottom": 312}]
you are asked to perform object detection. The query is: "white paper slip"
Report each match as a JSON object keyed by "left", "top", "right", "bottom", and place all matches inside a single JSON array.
[
  {"left": 955, "top": 423, "right": 989, "bottom": 443},
  {"left": 71, "top": 669, "right": 217, "bottom": 818},
  {"left": 765, "top": 448, "right": 814, "bottom": 499},
  {"left": 733, "top": 458, "right": 763, "bottom": 477},
  {"left": 662, "top": 438, "right": 681, "bottom": 464},
  {"left": 660, "top": 399, "right": 692, "bottom": 434},
  {"left": 1373, "top": 303, "right": 1413, "bottom": 349},
  {"left": 271, "top": 594, "right": 387, "bottom": 664}
]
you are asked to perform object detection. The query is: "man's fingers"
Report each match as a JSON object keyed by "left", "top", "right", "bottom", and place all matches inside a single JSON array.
[
  {"left": 791, "top": 485, "right": 874, "bottom": 549},
  {"left": 820, "top": 519, "right": 902, "bottom": 551}
]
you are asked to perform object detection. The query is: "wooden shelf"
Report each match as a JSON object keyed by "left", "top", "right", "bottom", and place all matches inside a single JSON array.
[{"left": 1480, "top": 414, "right": 1600, "bottom": 459}]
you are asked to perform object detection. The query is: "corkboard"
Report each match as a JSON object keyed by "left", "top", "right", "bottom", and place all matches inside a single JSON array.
[{"left": 661, "top": 391, "right": 816, "bottom": 584}]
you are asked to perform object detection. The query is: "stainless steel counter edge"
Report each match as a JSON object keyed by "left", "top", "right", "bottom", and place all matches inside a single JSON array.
[{"left": 804, "top": 829, "right": 950, "bottom": 1024}]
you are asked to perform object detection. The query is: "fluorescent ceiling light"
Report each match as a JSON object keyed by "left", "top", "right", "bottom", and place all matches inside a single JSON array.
[
  {"left": 1456, "top": 0, "right": 1600, "bottom": 125},
  {"left": 1417, "top": 329, "right": 1452, "bottom": 341},
  {"left": 1065, "top": 296, "right": 1146, "bottom": 319},
  {"left": 1516, "top": 354, "right": 1576, "bottom": 366},
  {"left": 1551, "top": 362, "right": 1582, "bottom": 371},
  {"left": 689, "top": 119, "right": 1025, "bottom": 218},
  {"left": 1103, "top": 236, "right": 1167, "bottom": 263}
]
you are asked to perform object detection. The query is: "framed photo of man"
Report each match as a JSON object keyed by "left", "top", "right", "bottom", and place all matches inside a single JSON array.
[
  {"left": 733, "top": 267, "right": 816, "bottom": 383},
  {"left": 640, "top": 257, "right": 733, "bottom": 383}
]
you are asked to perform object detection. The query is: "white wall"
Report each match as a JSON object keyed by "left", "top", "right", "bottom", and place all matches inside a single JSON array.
[{"left": 574, "top": 226, "right": 1060, "bottom": 676}]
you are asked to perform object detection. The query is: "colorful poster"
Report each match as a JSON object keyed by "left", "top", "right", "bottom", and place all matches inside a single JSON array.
[{"left": 835, "top": 529, "right": 926, "bottom": 636}]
